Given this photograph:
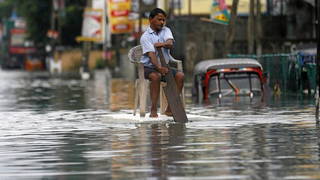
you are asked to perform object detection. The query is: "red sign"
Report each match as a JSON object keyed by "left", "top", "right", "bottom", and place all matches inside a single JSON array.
[
  {"left": 112, "top": 23, "right": 132, "bottom": 31},
  {"left": 9, "top": 47, "right": 36, "bottom": 54},
  {"left": 10, "top": 28, "right": 26, "bottom": 34},
  {"left": 47, "top": 30, "right": 59, "bottom": 39},
  {"left": 111, "top": 10, "right": 129, "bottom": 16},
  {"left": 107, "top": 0, "right": 133, "bottom": 34}
]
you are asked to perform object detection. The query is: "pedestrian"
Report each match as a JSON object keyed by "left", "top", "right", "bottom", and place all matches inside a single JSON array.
[{"left": 140, "top": 8, "right": 184, "bottom": 118}]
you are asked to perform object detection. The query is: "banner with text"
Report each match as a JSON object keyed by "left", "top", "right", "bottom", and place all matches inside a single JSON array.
[
  {"left": 78, "top": 8, "right": 104, "bottom": 42},
  {"left": 210, "top": 0, "right": 230, "bottom": 25},
  {"left": 107, "top": 0, "right": 133, "bottom": 34}
]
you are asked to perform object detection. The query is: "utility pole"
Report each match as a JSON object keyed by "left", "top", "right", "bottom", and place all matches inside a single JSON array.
[
  {"left": 50, "top": 0, "right": 57, "bottom": 53},
  {"left": 223, "top": 0, "right": 239, "bottom": 57},
  {"left": 248, "top": 0, "right": 262, "bottom": 55},
  {"left": 316, "top": 0, "right": 320, "bottom": 120},
  {"left": 138, "top": 0, "right": 142, "bottom": 36},
  {"left": 178, "top": 0, "right": 181, "bottom": 16},
  {"left": 46, "top": 0, "right": 58, "bottom": 73},
  {"left": 256, "top": 0, "right": 262, "bottom": 56},
  {"left": 248, "top": 0, "right": 255, "bottom": 54},
  {"left": 81, "top": 0, "right": 92, "bottom": 80},
  {"left": 188, "top": 0, "right": 191, "bottom": 17}
]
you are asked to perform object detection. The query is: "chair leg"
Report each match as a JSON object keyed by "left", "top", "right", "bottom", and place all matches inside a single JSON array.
[
  {"left": 139, "top": 79, "right": 148, "bottom": 117},
  {"left": 160, "top": 82, "right": 168, "bottom": 114},
  {"left": 182, "top": 87, "right": 185, "bottom": 108},
  {"left": 133, "top": 80, "right": 139, "bottom": 116}
]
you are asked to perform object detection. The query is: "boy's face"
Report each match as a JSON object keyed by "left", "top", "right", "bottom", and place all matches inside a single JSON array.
[{"left": 150, "top": 13, "right": 166, "bottom": 31}]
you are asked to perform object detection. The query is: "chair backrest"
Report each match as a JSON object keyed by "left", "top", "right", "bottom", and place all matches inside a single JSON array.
[
  {"left": 128, "top": 45, "right": 183, "bottom": 71},
  {"left": 128, "top": 45, "right": 143, "bottom": 63}
]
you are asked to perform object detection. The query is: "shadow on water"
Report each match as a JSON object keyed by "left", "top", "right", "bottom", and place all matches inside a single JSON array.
[{"left": 0, "top": 70, "right": 320, "bottom": 179}]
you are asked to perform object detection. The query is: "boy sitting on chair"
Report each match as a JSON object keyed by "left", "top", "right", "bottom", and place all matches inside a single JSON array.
[{"left": 140, "top": 8, "right": 184, "bottom": 118}]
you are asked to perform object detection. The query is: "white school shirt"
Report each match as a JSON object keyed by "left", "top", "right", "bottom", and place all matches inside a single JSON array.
[{"left": 140, "top": 26, "right": 174, "bottom": 68}]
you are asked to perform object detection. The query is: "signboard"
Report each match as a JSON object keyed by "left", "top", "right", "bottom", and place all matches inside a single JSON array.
[
  {"left": 210, "top": 0, "right": 230, "bottom": 25},
  {"left": 171, "top": 0, "right": 267, "bottom": 15},
  {"left": 92, "top": 0, "right": 105, "bottom": 9},
  {"left": 9, "top": 28, "right": 36, "bottom": 54},
  {"left": 77, "top": 8, "right": 104, "bottom": 42},
  {"left": 107, "top": 0, "right": 133, "bottom": 34}
]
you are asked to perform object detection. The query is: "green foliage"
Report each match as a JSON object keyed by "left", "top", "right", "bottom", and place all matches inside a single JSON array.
[
  {"left": 15, "top": 0, "right": 51, "bottom": 45},
  {"left": 0, "top": 0, "right": 14, "bottom": 20},
  {"left": 95, "top": 58, "right": 107, "bottom": 69},
  {"left": 60, "top": 0, "right": 86, "bottom": 46},
  {"left": 0, "top": 0, "right": 87, "bottom": 46}
]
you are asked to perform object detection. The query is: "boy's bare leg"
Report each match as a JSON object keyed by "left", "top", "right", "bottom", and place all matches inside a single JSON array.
[{"left": 149, "top": 72, "right": 161, "bottom": 118}]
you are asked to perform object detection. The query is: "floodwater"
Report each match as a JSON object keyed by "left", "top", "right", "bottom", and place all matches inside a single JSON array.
[{"left": 0, "top": 69, "right": 319, "bottom": 180}]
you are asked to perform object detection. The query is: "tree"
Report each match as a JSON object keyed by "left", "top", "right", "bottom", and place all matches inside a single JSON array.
[
  {"left": 0, "top": 0, "right": 14, "bottom": 20},
  {"left": 59, "top": 0, "right": 86, "bottom": 46},
  {"left": 15, "top": 0, "right": 51, "bottom": 46},
  {"left": 0, "top": 0, "right": 86, "bottom": 47}
]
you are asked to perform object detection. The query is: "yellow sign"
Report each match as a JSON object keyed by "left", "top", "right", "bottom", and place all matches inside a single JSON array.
[
  {"left": 109, "top": 2, "right": 130, "bottom": 10},
  {"left": 107, "top": 0, "right": 133, "bottom": 34},
  {"left": 76, "top": 36, "right": 102, "bottom": 42},
  {"left": 109, "top": 17, "right": 133, "bottom": 34}
]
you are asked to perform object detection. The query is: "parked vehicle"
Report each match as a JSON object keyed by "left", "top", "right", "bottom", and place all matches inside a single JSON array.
[
  {"left": 1, "top": 19, "right": 37, "bottom": 69},
  {"left": 24, "top": 53, "right": 45, "bottom": 71},
  {"left": 192, "top": 58, "right": 266, "bottom": 102}
]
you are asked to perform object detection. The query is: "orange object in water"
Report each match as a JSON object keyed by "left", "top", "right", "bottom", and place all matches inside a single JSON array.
[{"left": 24, "top": 59, "right": 44, "bottom": 71}]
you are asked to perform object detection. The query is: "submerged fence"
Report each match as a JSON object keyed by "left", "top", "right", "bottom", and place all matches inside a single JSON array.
[{"left": 228, "top": 51, "right": 317, "bottom": 95}]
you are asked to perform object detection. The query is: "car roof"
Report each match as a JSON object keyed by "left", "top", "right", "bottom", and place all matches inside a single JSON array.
[{"left": 194, "top": 58, "right": 262, "bottom": 75}]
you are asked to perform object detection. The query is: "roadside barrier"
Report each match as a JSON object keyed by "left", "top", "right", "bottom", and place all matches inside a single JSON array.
[{"left": 228, "top": 52, "right": 316, "bottom": 95}]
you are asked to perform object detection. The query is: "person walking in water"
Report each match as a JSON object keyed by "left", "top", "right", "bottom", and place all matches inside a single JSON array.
[{"left": 140, "top": 8, "right": 184, "bottom": 118}]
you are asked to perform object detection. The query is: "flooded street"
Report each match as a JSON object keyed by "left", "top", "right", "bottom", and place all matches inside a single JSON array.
[{"left": 0, "top": 69, "right": 319, "bottom": 180}]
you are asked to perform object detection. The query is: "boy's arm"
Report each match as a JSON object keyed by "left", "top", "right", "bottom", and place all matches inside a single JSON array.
[
  {"left": 154, "top": 39, "right": 173, "bottom": 49},
  {"left": 147, "top": 51, "right": 168, "bottom": 75}
]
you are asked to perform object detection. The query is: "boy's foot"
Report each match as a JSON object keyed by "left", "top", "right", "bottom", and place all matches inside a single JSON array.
[
  {"left": 150, "top": 111, "right": 158, "bottom": 118},
  {"left": 164, "top": 111, "right": 173, "bottom": 117}
]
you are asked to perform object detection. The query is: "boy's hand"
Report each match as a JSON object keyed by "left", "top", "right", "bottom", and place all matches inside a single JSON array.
[{"left": 156, "top": 66, "right": 168, "bottom": 75}]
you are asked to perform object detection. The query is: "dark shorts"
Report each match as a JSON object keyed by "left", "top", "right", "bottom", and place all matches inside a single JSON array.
[{"left": 144, "top": 66, "right": 179, "bottom": 82}]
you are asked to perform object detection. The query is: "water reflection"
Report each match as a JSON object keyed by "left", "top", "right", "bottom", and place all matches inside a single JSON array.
[
  {"left": 0, "top": 70, "right": 319, "bottom": 179},
  {"left": 0, "top": 70, "right": 110, "bottom": 112}
]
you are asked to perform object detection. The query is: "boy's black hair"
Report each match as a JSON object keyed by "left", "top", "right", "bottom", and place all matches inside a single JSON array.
[{"left": 149, "top": 8, "right": 167, "bottom": 19}]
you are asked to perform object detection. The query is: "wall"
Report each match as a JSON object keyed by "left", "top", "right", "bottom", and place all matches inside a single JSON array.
[{"left": 54, "top": 49, "right": 104, "bottom": 72}]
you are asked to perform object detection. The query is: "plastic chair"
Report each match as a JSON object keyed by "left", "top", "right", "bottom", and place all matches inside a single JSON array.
[{"left": 128, "top": 45, "right": 184, "bottom": 117}]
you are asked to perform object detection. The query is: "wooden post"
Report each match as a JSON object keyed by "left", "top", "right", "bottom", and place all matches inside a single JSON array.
[
  {"left": 223, "top": 0, "right": 239, "bottom": 57},
  {"left": 157, "top": 48, "right": 188, "bottom": 123}
]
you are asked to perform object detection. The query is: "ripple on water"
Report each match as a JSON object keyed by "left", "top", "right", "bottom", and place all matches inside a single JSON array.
[{"left": 0, "top": 71, "right": 319, "bottom": 179}]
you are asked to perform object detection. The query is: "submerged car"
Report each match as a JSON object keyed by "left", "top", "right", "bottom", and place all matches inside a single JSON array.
[{"left": 193, "top": 58, "right": 266, "bottom": 102}]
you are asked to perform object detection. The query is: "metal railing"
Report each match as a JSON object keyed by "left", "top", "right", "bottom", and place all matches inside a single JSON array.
[{"left": 228, "top": 52, "right": 316, "bottom": 95}]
